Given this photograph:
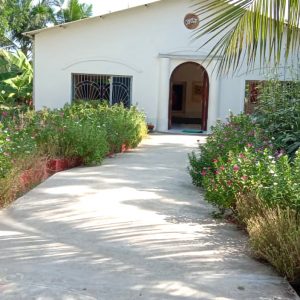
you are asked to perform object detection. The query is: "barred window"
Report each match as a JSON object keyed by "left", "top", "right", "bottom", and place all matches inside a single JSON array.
[{"left": 72, "top": 73, "right": 132, "bottom": 107}]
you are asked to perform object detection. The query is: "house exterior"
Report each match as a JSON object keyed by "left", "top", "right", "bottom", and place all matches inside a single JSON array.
[{"left": 24, "top": 0, "right": 295, "bottom": 132}]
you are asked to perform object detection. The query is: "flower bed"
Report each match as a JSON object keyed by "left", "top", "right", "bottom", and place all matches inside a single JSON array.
[
  {"left": 0, "top": 102, "right": 147, "bottom": 207},
  {"left": 189, "top": 77, "right": 300, "bottom": 289}
]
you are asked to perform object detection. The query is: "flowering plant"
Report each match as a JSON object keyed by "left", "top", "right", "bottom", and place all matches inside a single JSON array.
[
  {"left": 202, "top": 147, "right": 300, "bottom": 211},
  {"left": 189, "top": 114, "right": 270, "bottom": 187}
]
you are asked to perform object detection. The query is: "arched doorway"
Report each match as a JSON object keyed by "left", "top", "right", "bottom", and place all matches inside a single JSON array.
[{"left": 169, "top": 62, "right": 209, "bottom": 131}]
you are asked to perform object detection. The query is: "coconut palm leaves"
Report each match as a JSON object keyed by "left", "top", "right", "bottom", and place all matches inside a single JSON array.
[
  {"left": 0, "top": 0, "right": 56, "bottom": 57},
  {"left": 55, "top": 0, "right": 93, "bottom": 23},
  {"left": 0, "top": 0, "right": 93, "bottom": 57},
  {"left": 194, "top": 0, "right": 300, "bottom": 74}
]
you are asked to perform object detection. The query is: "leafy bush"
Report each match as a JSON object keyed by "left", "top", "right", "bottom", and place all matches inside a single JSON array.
[
  {"left": 0, "top": 101, "right": 147, "bottom": 207},
  {"left": 189, "top": 114, "right": 268, "bottom": 187},
  {"left": 0, "top": 121, "right": 37, "bottom": 178},
  {"left": 64, "top": 101, "right": 147, "bottom": 153},
  {"left": 202, "top": 148, "right": 300, "bottom": 211},
  {"left": 254, "top": 78, "right": 300, "bottom": 156}
]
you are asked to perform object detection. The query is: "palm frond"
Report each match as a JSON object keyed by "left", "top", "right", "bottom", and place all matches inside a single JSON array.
[{"left": 194, "top": 0, "right": 300, "bottom": 75}]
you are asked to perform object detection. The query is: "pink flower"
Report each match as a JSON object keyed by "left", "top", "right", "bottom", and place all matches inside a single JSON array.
[
  {"left": 239, "top": 153, "right": 245, "bottom": 159},
  {"left": 227, "top": 180, "right": 233, "bottom": 186},
  {"left": 214, "top": 170, "right": 219, "bottom": 175},
  {"left": 2, "top": 111, "right": 8, "bottom": 117},
  {"left": 247, "top": 143, "right": 253, "bottom": 148},
  {"left": 201, "top": 170, "right": 207, "bottom": 176},
  {"left": 233, "top": 165, "right": 240, "bottom": 172},
  {"left": 241, "top": 176, "right": 248, "bottom": 181},
  {"left": 220, "top": 166, "right": 225, "bottom": 171},
  {"left": 212, "top": 159, "right": 218, "bottom": 163}
]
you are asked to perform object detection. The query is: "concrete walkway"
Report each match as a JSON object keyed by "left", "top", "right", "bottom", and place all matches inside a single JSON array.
[{"left": 0, "top": 134, "right": 298, "bottom": 300}]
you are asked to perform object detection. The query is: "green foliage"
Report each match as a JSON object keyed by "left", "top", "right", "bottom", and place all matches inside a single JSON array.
[
  {"left": 0, "top": 0, "right": 56, "bottom": 56},
  {"left": 0, "top": 102, "right": 147, "bottom": 171},
  {"left": 55, "top": 0, "right": 93, "bottom": 23},
  {"left": 0, "top": 0, "right": 93, "bottom": 56},
  {"left": 63, "top": 101, "right": 148, "bottom": 153},
  {"left": 0, "top": 50, "right": 33, "bottom": 105},
  {"left": 254, "top": 78, "right": 300, "bottom": 156},
  {"left": 202, "top": 148, "right": 300, "bottom": 211},
  {"left": 35, "top": 113, "right": 109, "bottom": 165},
  {"left": 194, "top": 0, "right": 300, "bottom": 74},
  {"left": 189, "top": 90, "right": 300, "bottom": 282},
  {"left": 0, "top": 102, "right": 147, "bottom": 205},
  {"left": 0, "top": 120, "right": 37, "bottom": 178},
  {"left": 188, "top": 114, "right": 267, "bottom": 187}
]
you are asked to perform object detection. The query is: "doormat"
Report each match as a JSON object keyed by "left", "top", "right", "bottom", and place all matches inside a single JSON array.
[{"left": 182, "top": 129, "right": 203, "bottom": 134}]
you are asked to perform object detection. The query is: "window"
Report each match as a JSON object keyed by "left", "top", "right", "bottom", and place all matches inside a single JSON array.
[
  {"left": 72, "top": 73, "right": 132, "bottom": 107},
  {"left": 245, "top": 80, "right": 263, "bottom": 114}
]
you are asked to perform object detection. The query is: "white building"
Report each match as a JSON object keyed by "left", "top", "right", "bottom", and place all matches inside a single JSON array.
[{"left": 24, "top": 0, "right": 294, "bottom": 132}]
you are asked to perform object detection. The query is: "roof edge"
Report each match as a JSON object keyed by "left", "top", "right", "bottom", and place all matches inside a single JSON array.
[{"left": 23, "top": 0, "right": 161, "bottom": 37}]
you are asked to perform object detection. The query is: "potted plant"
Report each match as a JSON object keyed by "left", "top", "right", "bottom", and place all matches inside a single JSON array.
[{"left": 147, "top": 123, "right": 155, "bottom": 133}]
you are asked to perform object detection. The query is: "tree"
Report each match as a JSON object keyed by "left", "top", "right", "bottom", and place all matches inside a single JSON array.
[
  {"left": 0, "top": 0, "right": 93, "bottom": 57},
  {"left": 55, "top": 0, "right": 93, "bottom": 23},
  {"left": 0, "top": 0, "right": 56, "bottom": 57},
  {"left": 194, "top": 0, "right": 300, "bottom": 74}
]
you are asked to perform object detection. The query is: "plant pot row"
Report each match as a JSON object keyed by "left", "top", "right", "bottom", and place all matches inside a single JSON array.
[{"left": 19, "top": 144, "right": 130, "bottom": 190}]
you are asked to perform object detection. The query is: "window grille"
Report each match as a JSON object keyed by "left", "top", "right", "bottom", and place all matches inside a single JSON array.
[{"left": 72, "top": 73, "right": 132, "bottom": 107}]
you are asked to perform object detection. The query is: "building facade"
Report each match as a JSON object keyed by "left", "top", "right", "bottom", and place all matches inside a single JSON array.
[{"left": 25, "top": 0, "right": 294, "bottom": 132}]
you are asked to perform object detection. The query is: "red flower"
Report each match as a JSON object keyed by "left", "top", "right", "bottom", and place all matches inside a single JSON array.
[
  {"left": 227, "top": 180, "right": 233, "bottom": 186},
  {"left": 212, "top": 159, "right": 218, "bottom": 163},
  {"left": 233, "top": 165, "right": 240, "bottom": 172}
]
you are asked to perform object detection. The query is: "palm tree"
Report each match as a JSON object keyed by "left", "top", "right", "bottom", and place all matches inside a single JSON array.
[
  {"left": 194, "top": 0, "right": 300, "bottom": 74},
  {"left": 55, "top": 0, "right": 93, "bottom": 23},
  {"left": 0, "top": 0, "right": 56, "bottom": 57}
]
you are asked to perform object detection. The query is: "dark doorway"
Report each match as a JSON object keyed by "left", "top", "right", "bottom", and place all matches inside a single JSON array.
[{"left": 169, "top": 62, "right": 209, "bottom": 131}]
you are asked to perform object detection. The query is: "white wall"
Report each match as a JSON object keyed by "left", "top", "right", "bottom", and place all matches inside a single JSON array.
[{"left": 33, "top": 0, "right": 297, "bottom": 132}]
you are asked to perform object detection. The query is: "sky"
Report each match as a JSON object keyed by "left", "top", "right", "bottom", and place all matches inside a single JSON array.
[{"left": 83, "top": 0, "right": 158, "bottom": 15}]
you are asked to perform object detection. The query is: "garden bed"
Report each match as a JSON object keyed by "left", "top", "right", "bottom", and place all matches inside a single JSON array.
[
  {"left": 0, "top": 102, "right": 147, "bottom": 207},
  {"left": 189, "top": 78, "right": 300, "bottom": 293}
]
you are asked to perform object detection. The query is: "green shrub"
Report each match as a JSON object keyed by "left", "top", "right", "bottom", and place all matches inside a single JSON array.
[
  {"left": 189, "top": 114, "right": 267, "bottom": 187},
  {"left": 254, "top": 78, "right": 300, "bottom": 156},
  {"left": 63, "top": 102, "right": 147, "bottom": 153},
  {"left": 202, "top": 148, "right": 300, "bottom": 211},
  {"left": 0, "top": 121, "right": 37, "bottom": 178}
]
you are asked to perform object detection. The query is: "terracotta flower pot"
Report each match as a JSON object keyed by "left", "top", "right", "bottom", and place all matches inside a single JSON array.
[
  {"left": 47, "top": 157, "right": 83, "bottom": 174},
  {"left": 47, "top": 158, "right": 69, "bottom": 174}
]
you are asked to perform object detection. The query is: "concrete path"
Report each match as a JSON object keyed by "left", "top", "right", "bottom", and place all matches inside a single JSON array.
[{"left": 0, "top": 134, "right": 298, "bottom": 300}]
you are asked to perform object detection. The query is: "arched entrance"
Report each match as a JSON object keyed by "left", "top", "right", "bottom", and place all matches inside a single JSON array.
[{"left": 169, "top": 62, "right": 209, "bottom": 131}]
